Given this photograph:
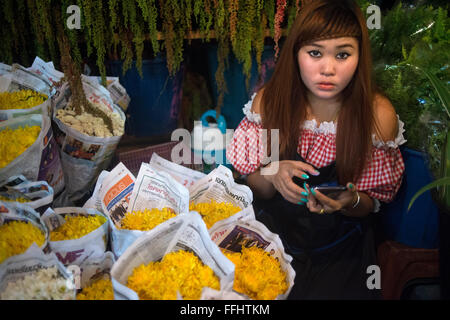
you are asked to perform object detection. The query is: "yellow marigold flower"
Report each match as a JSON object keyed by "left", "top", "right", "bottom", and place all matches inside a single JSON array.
[
  {"left": 0, "top": 125, "right": 41, "bottom": 169},
  {"left": 189, "top": 200, "right": 241, "bottom": 229},
  {"left": 50, "top": 214, "right": 106, "bottom": 241},
  {"left": 0, "top": 90, "right": 48, "bottom": 110},
  {"left": 222, "top": 246, "right": 288, "bottom": 300},
  {"left": 120, "top": 208, "right": 176, "bottom": 231},
  {"left": 76, "top": 278, "right": 114, "bottom": 300},
  {"left": 0, "top": 220, "right": 45, "bottom": 264},
  {"left": 127, "top": 250, "right": 220, "bottom": 300},
  {"left": 0, "top": 195, "right": 30, "bottom": 203}
]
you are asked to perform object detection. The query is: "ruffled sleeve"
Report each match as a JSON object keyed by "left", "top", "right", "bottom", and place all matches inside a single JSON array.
[
  {"left": 356, "top": 115, "right": 406, "bottom": 203},
  {"left": 226, "top": 94, "right": 265, "bottom": 175}
]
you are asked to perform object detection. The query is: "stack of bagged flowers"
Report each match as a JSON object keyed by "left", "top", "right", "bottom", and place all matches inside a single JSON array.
[
  {"left": 0, "top": 220, "right": 45, "bottom": 264},
  {"left": 0, "top": 90, "right": 47, "bottom": 110},
  {"left": 222, "top": 246, "right": 289, "bottom": 300},
  {"left": 126, "top": 250, "right": 220, "bottom": 300},
  {"left": 0, "top": 125, "right": 40, "bottom": 169},
  {"left": 120, "top": 208, "right": 176, "bottom": 231},
  {"left": 189, "top": 200, "right": 241, "bottom": 229}
]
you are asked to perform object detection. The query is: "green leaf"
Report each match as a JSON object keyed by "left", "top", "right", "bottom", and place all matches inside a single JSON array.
[
  {"left": 408, "top": 64, "right": 450, "bottom": 119},
  {"left": 408, "top": 177, "right": 450, "bottom": 211}
]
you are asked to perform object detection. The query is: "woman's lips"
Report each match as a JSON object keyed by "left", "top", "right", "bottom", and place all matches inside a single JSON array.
[{"left": 317, "top": 82, "right": 335, "bottom": 90}]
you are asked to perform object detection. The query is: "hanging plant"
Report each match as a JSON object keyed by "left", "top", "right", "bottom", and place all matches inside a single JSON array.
[
  {"left": 274, "top": 0, "right": 288, "bottom": 59},
  {"left": 137, "top": 0, "right": 160, "bottom": 55}
]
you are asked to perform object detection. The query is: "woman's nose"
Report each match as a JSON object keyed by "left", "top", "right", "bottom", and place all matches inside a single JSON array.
[{"left": 320, "top": 57, "right": 336, "bottom": 76}]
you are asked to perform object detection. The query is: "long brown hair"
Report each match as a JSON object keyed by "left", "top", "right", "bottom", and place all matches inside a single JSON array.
[{"left": 262, "top": 0, "right": 377, "bottom": 184}]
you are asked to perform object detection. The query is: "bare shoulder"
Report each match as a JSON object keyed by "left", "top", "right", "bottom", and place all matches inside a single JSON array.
[
  {"left": 251, "top": 88, "right": 265, "bottom": 115},
  {"left": 373, "top": 94, "right": 398, "bottom": 142}
]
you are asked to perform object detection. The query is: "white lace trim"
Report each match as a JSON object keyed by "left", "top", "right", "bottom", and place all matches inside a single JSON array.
[
  {"left": 371, "top": 115, "right": 407, "bottom": 149},
  {"left": 242, "top": 93, "right": 262, "bottom": 124},
  {"left": 301, "top": 119, "right": 337, "bottom": 135}
]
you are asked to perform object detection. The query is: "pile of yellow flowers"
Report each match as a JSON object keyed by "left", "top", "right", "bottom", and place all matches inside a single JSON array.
[
  {"left": 120, "top": 208, "right": 176, "bottom": 231},
  {"left": 0, "top": 90, "right": 48, "bottom": 110},
  {"left": 0, "top": 195, "right": 30, "bottom": 203},
  {"left": 0, "top": 125, "right": 41, "bottom": 169},
  {"left": 0, "top": 220, "right": 45, "bottom": 264},
  {"left": 223, "top": 246, "right": 288, "bottom": 300},
  {"left": 127, "top": 250, "right": 220, "bottom": 300},
  {"left": 76, "top": 278, "right": 114, "bottom": 300},
  {"left": 50, "top": 214, "right": 106, "bottom": 241},
  {"left": 189, "top": 200, "right": 241, "bottom": 229}
]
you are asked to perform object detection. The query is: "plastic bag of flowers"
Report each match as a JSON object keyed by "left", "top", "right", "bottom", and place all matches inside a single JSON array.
[
  {"left": 207, "top": 213, "right": 296, "bottom": 300},
  {"left": 107, "top": 163, "right": 189, "bottom": 258},
  {"left": 110, "top": 212, "right": 235, "bottom": 300},
  {"left": 188, "top": 165, "right": 254, "bottom": 229},
  {"left": 0, "top": 243, "right": 76, "bottom": 300},
  {"left": 40, "top": 207, "right": 109, "bottom": 266},
  {"left": 0, "top": 175, "right": 54, "bottom": 214},
  {"left": 0, "top": 201, "right": 49, "bottom": 265},
  {"left": 0, "top": 114, "right": 65, "bottom": 196},
  {"left": 52, "top": 75, "right": 125, "bottom": 206},
  {"left": 0, "top": 63, "right": 53, "bottom": 121},
  {"left": 75, "top": 251, "right": 115, "bottom": 300}
]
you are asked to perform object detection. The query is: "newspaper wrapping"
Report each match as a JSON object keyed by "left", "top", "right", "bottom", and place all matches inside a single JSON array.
[
  {"left": 100, "top": 162, "right": 190, "bottom": 258},
  {"left": 0, "top": 243, "right": 76, "bottom": 300},
  {"left": 51, "top": 79, "right": 126, "bottom": 205},
  {"left": 0, "top": 201, "right": 50, "bottom": 264},
  {"left": 82, "top": 75, "right": 130, "bottom": 112},
  {"left": 41, "top": 207, "right": 109, "bottom": 266},
  {"left": 0, "top": 114, "right": 65, "bottom": 195},
  {"left": 188, "top": 165, "right": 254, "bottom": 229},
  {"left": 0, "top": 63, "right": 53, "bottom": 121},
  {"left": 0, "top": 175, "right": 54, "bottom": 214},
  {"left": 206, "top": 213, "right": 296, "bottom": 300},
  {"left": 149, "top": 152, "right": 206, "bottom": 190},
  {"left": 110, "top": 212, "right": 235, "bottom": 300},
  {"left": 76, "top": 251, "right": 115, "bottom": 291}
]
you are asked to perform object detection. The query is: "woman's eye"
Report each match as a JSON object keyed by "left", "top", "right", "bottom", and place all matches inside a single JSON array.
[
  {"left": 336, "top": 52, "right": 350, "bottom": 59},
  {"left": 308, "top": 50, "right": 321, "bottom": 58}
]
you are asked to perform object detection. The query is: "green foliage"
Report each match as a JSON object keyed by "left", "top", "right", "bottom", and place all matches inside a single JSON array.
[{"left": 371, "top": 2, "right": 449, "bottom": 181}]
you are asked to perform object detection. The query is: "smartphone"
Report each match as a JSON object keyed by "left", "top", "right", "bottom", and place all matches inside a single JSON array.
[{"left": 312, "top": 185, "right": 347, "bottom": 199}]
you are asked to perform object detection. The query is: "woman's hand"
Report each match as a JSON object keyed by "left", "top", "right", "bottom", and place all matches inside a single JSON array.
[
  {"left": 263, "top": 160, "right": 320, "bottom": 204},
  {"left": 305, "top": 182, "right": 358, "bottom": 214}
]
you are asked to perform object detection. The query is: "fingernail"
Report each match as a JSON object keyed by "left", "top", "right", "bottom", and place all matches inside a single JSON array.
[
  {"left": 311, "top": 188, "right": 316, "bottom": 196},
  {"left": 301, "top": 174, "right": 309, "bottom": 179},
  {"left": 303, "top": 182, "right": 309, "bottom": 191},
  {"left": 301, "top": 191, "right": 309, "bottom": 197},
  {"left": 349, "top": 183, "right": 354, "bottom": 189},
  {"left": 311, "top": 170, "right": 320, "bottom": 176},
  {"left": 297, "top": 202, "right": 304, "bottom": 206},
  {"left": 300, "top": 198, "right": 308, "bottom": 203}
]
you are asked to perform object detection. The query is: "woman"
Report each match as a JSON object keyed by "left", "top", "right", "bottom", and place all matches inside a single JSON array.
[{"left": 226, "top": 0, "right": 406, "bottom": 299}]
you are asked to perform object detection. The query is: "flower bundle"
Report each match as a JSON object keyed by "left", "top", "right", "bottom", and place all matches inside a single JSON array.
[
  {"left": 0, "top": 90, "right": 48, "bottom": 110},
  {"left": 0, "top": 266, "right": 74, "bottom": 300},
  {"left": 0, "top": 125, "right": 40, "bottom": 169},
  {"left": 120, "top": 207, "right": 176, "bottom": 231},
  {"left": 189, "top": 200, "right": 241, "bottom": 229},
  {"left": 127, "top": 250, "right": 220, "bottom": 300},
  {"left": 0, "top": 220, "right": 45, "bottom": 264},
  {"left": 50, "top": 214, "right": 106, "bottom": 241},
  {"left": 76, "top": 278, "right": 114, "bottom": 300},
  {"left": 222, "top": 246, "right": 288, "bottom": 300}
]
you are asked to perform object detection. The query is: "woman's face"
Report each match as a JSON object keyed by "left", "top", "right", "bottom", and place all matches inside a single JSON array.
[{"left": 297, "top": 37, "right": 359, "bottom": 101}]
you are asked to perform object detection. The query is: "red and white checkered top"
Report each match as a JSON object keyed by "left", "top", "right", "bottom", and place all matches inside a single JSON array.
[{"left": 226, "top": 95, "right": 406, "bottom": 203}]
